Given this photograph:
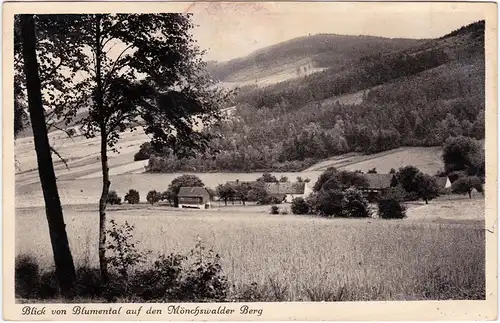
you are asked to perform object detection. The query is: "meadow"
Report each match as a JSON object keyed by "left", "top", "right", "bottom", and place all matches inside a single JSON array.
[{"left": 15, "top": 196, "right": 485, "bottom": 301}]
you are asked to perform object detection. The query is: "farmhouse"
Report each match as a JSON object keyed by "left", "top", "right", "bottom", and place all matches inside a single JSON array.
[
  {"left": 264, "top": 182, "right": 313, "bottom": 203},
  {"left": 359, "top": 174, "right": 395, "bottom": 199},
  {"left": 436, "top": 176, "right": 452, "bottom": 190},
  {"left": 178, "top": 187, "right": 211, "bottom": 209}
]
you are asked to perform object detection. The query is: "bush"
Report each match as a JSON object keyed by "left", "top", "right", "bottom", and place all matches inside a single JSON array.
[
  {"left": 259, "top": 195, "right": 282, "bottom": 205},
  {"left": 134, "top": 142, "right": 154, "bottom": 161},
  {"left": 129, "top": 253, "right": 185, "bottom": 301},
  {"left": 270, "top": 206, "right": 279, "bottom": 214},
  {"left": 307, "top": 189, "right": 344, "bottom": 217},
  {"left": 107, "top": 190, "right": 122, "bottom": 205},
  {"left": 14, "top": 235, "right": 229, "bottom": 302},
  {"left": 124, "top": 189, "right": 140, "bottom": 204},
  {"left": 178, "top": 240, "right": 228, "bottom": 302},
  {"left": 291, "top": 197, "right": 310, "bottom": 215},
  {"left": 15, "top": 255, "right": 40, "bottom": 299},
  {"left": 340, "top": 189, "right": 370, "bottom": 218},
  {"left": 378, "top": 198, "right": 407, "bottom": 219},
  {"left": 146, "top": 190, "right": 161, "bottom": 205}
]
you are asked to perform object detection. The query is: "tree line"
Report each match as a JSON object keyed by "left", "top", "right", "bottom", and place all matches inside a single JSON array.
[{"left": 143, "top": 22, "right": 484, "bottom": 173}]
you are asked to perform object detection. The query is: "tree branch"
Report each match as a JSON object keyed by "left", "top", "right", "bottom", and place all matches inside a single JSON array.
[
  {"left": 47, "top": 122, "right": 76, "bottom": 143},
  {"left": 50, "top": 145, "right": 70, "bottom": 170},
  {"left": 103, "top": 44, "right": 134, "bottom": 88}
]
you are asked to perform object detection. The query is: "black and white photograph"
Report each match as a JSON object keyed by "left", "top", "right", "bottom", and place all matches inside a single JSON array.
[{"left": 4, "top": 1, "right": 497, "bottom": 320}]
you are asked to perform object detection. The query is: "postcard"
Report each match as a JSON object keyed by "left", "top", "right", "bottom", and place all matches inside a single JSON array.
[{"left": 3, "top": 1, "right": 498, "bottom": 321}]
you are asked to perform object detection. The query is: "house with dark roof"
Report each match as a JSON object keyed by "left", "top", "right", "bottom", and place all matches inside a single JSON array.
[
  {"left": 358, "top": 174, "right": 396, "bottom": 200},
  {"left": 178, "top": 187, "right": 211, "bottom": 209},
  {"left": 264, "top": 182, "right": 313, "bottom": 203}
]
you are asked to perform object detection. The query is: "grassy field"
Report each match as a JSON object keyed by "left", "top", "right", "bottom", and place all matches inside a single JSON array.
[{"left": 15, "top": 196, "right": 485, "bottom": 301}]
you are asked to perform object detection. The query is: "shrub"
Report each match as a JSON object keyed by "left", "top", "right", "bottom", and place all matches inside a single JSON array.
[
  {"left": 134, "top": 142, "right": 154, "bottom": 161},
  {"left": 74, "top": 266, "right": 103, "bottom": 298},
  {"left": 161, "top": 190, "right": 174, "bottom": 206},
  {"left": 15, "top": 255, "right": 40, "bottom": 299},
  {"left": 178, "top": 240, "right": 228, "bottom": 302},
  {"left": 38, "top": 270, "right": 59, "bottom": 299},
  {"left": 307, "top": 189, "right": 344, "bottom": 217},
  {"left": 124, "top": 189, "right": 140, "bottom": 204},
  {"left": 270, "top": 206, "right": 279, "bottom": 214},
  {"left": 106, "top": 220, "right": 148, "bottom": 282},
  {"left": 378, "top": 198, "right": 407, "bottom": 219},
  {"left": 146, "top": 190, "right": 161, "bottom": 205},
  {"left": 280, "top": 209, "right": 289, "bottom": 215},
  {"left": 291, "top": 197, "right": 310, "bottom": 215},
  {"left": 340, "top": 189, "right": 370, "bottom": 218},
  {"left": 107, "top": 190, "right": 122, "bottom": 205},
  {"left": 259, "top": 195, "right": 282, "bottom": 205},
  {"left": 129, "top": 253, "right": 186, "bottom": 301}
]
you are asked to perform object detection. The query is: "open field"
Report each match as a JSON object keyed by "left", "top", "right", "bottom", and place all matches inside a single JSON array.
[{"left": 15, "top": 196, "right": 485, "bottom": 301}]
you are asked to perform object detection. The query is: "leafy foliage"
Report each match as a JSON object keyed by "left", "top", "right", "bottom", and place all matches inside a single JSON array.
[
  {"left": 106, "top": 190, "right": 122, "bottom": 205},
  {"left": 307, "top": 189, "right": 345, "bottom": 217},
  {"left": 144, "top": 21, "right": 484, "bottom": 173},
  {"left": 106, "top": 220, "right": 148, "bottom": 284},
  {"left": 443, "top": 136, "right": 484, "bottom": 177},
  {"left": 451, "top": 176, "right": 484, "bottom": 198},
  {"left": 146, "top": 190, "right": 161, "bottom": 205},
  {"left": 378, "top": 199, "right": 407, "bottom": 219},
  {"left": 124, "top": 189, "right": 140, "bottom": 204},
  {"left": 313, "top": 168, "right": 369, "bottom": 192},
  {"left": 291, "top": 197, "right": 310, "bottom": 215},
  {"left": 340, "top": 189, "right": 371, "bottom": 218}
]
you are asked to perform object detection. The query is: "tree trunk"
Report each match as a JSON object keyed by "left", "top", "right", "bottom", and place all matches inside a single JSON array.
[
  {"left": 20, "top": 14, "right": 76, "bottom": 295},
  {"left": 95, "top": 15, "right": 109, "bottom": 282},
  {"left": 424, "top": 198, "right": 428, "bottom": 204},
  {"left": 468, "top": 190, "right": 472, "bottom": 199},
  {"left": 224, "top": 199, "right": 227, "bottom": 206}
]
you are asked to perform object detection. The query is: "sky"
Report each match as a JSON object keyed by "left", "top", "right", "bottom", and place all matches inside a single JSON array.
[{"left": 188, "top": 2, "right": 486, "bottom": 62}]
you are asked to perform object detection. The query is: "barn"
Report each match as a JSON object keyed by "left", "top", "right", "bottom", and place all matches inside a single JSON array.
[
  {"left": 178, "top": 187, "right": 211, "bottom": 209},
  {"left": 359, "top": 174, "right": 395, "bottom": 200},
  {"left": 264, "top": 182, "right": 313, "bottom": 203}
]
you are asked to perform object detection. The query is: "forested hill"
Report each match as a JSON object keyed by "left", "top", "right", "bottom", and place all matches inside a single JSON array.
[
  {"left": 146, "top": 20, "right": 485, "bottom": 173},
  {"left": 206, "top": 34, "right": 424, "bottom": 85}
]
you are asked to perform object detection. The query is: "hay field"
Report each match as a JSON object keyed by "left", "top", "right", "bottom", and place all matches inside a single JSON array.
[
  {"left": 305, "top": 146, "right": 444, "bottom": 174},
  {"left": 15, "top": 196, "right": 485, "bottom": 301}
]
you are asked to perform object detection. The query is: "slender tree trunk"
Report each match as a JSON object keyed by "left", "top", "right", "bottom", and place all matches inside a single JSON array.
[
  {"left": 20, "top": 14, "right": 76, "bottom": 295},
  {"left": 468, "top": 190, "right": 472, "bottom": 199},
  {"left": 425, "top": 199, "right": 428, "bottom": 205},
  {"left": 95, "top": 15, "right": 110, "bottom": 282}
]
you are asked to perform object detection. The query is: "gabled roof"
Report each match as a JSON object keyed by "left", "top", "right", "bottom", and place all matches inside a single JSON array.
[
  {"left": 363, "top": 174, "right": 394, "bottom": 189},
  {"left": 226, "top": 180, "right": 256, "bottom": 186},
  {"left": 435, "top": 176, "right": 450, "bottom": 188},
  {"left": 178, "top": 187, "right": 210, "bottom": 197},
  {"left": 264, "top": 182, "right": 306, "bottom": 194}
]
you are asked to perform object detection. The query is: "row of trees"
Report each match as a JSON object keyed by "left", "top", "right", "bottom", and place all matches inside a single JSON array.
[{"left": 14, "top": 14, "right": 232, "bottom": 295}]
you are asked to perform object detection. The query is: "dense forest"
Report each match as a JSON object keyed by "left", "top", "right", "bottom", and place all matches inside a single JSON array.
[{"left": 143, "top": 21, "right": 485, "bottom": 173}]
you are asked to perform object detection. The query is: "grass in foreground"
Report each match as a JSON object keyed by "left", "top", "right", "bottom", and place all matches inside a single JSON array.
[{"left": 15, "top": 204, "right": 485, "bottom": 302}]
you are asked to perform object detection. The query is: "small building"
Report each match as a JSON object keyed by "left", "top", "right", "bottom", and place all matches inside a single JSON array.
[
  {"left": 359, "top": 174, "right": 395, "bottom": 200},
  {"left": 264, "top": 182, "right": 313, "bottom": 203},
  {"left": 436, "top": 176, "right": 452, "bottom": 189},
  {"left": 178, "top": 187, "right": 211, "bottom": 209}
]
